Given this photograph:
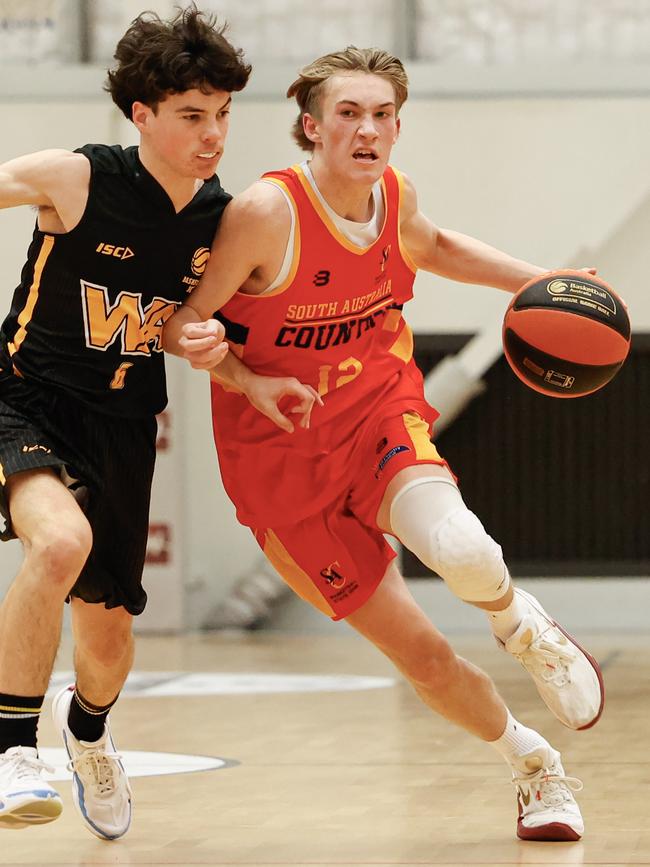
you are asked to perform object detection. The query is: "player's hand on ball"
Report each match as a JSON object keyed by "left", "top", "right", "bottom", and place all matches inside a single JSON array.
[
  {"left": 179, "top": 319, "right": 229, "bottom": 369},
  {"left": 243, "top": 375, "right": 324, "bottom": 433}
]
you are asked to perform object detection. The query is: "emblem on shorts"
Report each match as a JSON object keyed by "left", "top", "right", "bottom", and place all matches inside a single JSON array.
[
  {"left": 378, "top": 445, "right": 409, "bottom": 472},
  {"left": 320, "top": 561, "right": 346, "bottom": 590},
  {"left": 21, "top": 444, "right": 52, "bottom": 454}
]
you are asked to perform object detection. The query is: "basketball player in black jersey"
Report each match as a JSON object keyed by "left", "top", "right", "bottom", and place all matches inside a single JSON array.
[{"left": 0, "top": 6, "right": 317, "bottom": 839}]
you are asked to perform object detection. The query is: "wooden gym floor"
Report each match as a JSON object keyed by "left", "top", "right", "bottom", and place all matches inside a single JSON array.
[{"left": 1, "top": 629, "right": 648, "bottom": 867}]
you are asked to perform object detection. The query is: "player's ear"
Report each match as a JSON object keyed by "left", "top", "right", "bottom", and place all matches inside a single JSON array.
[
  {"left": 393, "top": 116, "right": 401, "bottom": 144},
  {"left": 132, "top": 101, "right": 153, "bottom": 132},
  {"left": 303, "top": 113, "right": 321, "bottom": 145}
]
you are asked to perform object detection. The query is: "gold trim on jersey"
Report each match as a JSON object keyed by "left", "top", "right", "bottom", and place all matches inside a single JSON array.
[
  {"left": 393, "top": 168, "right": 418, "bottom": 275},
  {"left": 237, "top": 178, "right": 301, "bottom": 299},
  {"left": 388, "top": 321, "right": 414, "bottom": 364},
  {"left": 0, "top": 461, "right": 5, "bottom": 485},
  {"left": 8, "top": 234, "right": 55, "bottom": 357},
  {"left": 293, "top": 164, "right": 388, "bottom": 255}
]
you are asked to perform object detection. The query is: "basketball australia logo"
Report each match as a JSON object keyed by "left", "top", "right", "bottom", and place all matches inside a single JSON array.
[
  {"left": 547, "top": 279, "right": 569, "bottom": 295},
  {"left": 191, "top": 247, "right": 211, "bottom": 276}
]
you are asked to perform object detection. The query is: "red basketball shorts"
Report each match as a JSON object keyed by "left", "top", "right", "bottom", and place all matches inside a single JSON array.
[{"left": 252, "top": 410, "right": 451, "bottom": 620}]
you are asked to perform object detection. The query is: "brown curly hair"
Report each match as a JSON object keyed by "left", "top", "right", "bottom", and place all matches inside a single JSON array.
[
  {"left": 106, "top": 4, "right": 252, "bottom": 120},
  {"left": 287, "top": 46, "right": 408, "bottom": 151}
]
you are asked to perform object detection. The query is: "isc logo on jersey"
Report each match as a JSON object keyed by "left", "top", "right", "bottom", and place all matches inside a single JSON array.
[{"left": 96, "top": 242, "right": 134, "bottom": 260}]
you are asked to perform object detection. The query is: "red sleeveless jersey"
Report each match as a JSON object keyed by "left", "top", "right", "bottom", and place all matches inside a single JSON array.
[{"left": 211, "top": 163, "right": 437, "bottom": 527}]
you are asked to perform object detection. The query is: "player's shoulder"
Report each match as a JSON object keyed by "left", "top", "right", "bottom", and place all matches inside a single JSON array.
[
  {"left": 74, "top": 143, "right": 134, "bottom": 175},
  {"left": 16, "top": 148, "right": 90, "bottom": 190},
  {"left": 227, "top": 175, "right": 292, "bottom": 225},
  {"left": 387, "top": 166, "right": 418, "bottom": 219}
]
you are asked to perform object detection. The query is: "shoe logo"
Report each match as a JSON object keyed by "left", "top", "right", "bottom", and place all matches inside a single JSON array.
[
  {"left": 21, "top": 444, "right": 52, "bottom": 454},
  {"left": 520, "top": 790, "right": 531, "bottom": 807},
  {"left": 96, "top": 242, "right": 134, "bottom": 260}
]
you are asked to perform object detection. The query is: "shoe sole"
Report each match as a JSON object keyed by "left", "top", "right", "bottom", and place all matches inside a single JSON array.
[
  {"left": 516, "top": 589, "right": 605, "bottom": 730},
  {"left": 0, "top": 796, "right": 63, "bottom": 827},
  {"left": 517, "top": 819, "right": 582, "bottom": 842}
]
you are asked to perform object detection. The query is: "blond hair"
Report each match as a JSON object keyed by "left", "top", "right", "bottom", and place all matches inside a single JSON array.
[{"left": 286, "top": 46, "right": 409, "bottom": 151}]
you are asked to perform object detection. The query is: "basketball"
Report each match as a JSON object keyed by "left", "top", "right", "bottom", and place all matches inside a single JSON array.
[{"left": 502, "top": 270, "right": 631, "bottom": 398}]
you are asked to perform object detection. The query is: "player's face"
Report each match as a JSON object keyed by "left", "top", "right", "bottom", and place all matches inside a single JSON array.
[
  {"left": 133, "top": 88, "right": 231, "bottom": 181},
  {"left": 305, "top": 72, "right": 400, "bottom": 183}
]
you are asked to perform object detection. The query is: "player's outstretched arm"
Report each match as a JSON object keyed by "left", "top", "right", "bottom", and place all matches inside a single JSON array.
[
  {"left": 0, "top": 150, "right": 89, "bottom": 229},
  {"left": 398, "top": 172, "right": 548, "bottom": 293}
]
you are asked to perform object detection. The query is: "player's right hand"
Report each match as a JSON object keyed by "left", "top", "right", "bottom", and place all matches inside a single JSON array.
[{"left": 179, "top": 319, "right": 228, "bottom": 369}]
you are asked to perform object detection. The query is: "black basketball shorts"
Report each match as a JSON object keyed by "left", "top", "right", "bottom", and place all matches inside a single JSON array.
[{"left": 0, "top": 369, "right": 156, "bottom": 615}]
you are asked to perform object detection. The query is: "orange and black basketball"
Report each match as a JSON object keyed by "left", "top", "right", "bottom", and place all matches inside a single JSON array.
[{"left": 502, "top": 270, "right": 631, "bottom": 398}]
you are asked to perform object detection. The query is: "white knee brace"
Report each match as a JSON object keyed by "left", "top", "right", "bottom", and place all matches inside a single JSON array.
[{"left": 389, "top": 477, "right": 509, "bottom": 602}]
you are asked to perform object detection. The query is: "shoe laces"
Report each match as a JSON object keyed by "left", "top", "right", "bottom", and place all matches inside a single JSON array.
[
  {"left": 67, "top": 746, "right": 123, "bottom": 797},
  {"left": 513, "top": 765, "right": 583, "bottom": 811},
  {"left": 517, "top": 626, "right": 576, "bottom": 686},
  {"left": 1, "top": 748, "right": 54, "bottom": 781}
]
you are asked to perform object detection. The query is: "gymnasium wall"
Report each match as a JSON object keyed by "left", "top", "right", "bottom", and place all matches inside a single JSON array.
[{"left": 0, "top": 92, "right": 648, "bottom": 628}]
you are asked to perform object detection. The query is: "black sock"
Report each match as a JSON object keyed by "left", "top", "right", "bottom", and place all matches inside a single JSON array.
[
  {"left": 67, "top": 688, "right": 118, "bottom": 743},
  {"left": 0, "top": 692, "right": 44, "bottom": 753}
]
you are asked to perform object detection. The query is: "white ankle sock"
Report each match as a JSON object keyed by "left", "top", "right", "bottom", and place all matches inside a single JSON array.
[
  {"left": 488, "top": 710, "right": 550, "bottom": 773},
  {"left": 487, "top": 589, "right": 528, "bottom": 641}
]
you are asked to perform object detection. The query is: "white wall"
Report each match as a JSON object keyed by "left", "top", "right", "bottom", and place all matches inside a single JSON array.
[{"left": 1, "top": 93, "right": 649, "bottom": 625}]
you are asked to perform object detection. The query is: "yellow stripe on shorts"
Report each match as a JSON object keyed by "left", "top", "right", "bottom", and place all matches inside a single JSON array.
[{"left": 403, "top": 412, "right": 443, "bottom": 461}]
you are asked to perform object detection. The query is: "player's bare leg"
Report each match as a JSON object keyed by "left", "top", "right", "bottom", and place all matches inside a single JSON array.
[
  {"left": 346, "top": 562, "right": 584, "bottom": 841},
  {"left": 0, "top": 469, "right": 91, "bottom": 827},
  {"left": 347, "top": 561, "right": 507, "bottom": 738},
  {"left": 52, "top": 599, "right": 134, "bottom": 840},
  {"left": 379, "top": 464, "right": 604, "bottom": 730}
]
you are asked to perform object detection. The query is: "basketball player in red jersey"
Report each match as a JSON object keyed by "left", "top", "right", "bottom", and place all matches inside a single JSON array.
[{"left": 164, "top": 47, "right": 604, "bottom": 841}]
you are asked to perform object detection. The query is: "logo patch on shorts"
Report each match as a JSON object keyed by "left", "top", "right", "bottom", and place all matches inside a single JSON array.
[
  {"left": 320, "top": 561, "right": 346, "bottom": 590},
  {"left": 377, "top": 445, "right": 409, "bottom": 473}
]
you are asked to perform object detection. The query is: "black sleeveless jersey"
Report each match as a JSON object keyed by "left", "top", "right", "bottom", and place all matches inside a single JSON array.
[{"left": 0, "top": 143, "right": 230, "bottom": 417}]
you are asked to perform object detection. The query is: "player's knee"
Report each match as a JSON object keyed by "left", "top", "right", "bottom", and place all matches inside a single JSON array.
[
  {"left": 431, "top": 508, "right": 508, "bottom": 602},
  {"left": 29, "top": 523, "right": 93, "bottom": 590}
]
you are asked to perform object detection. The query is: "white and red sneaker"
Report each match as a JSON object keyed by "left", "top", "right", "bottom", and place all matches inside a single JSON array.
[
  {"left": 513, "top": 745, "right": 584, "bottom": 841},
  {"left": 500, "top": 589, "right": 604, "bottom": 730}
]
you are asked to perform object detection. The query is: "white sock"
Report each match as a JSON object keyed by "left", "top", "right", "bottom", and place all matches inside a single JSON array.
[
  {"left": 488, "top": 710, "right": 550, "bottom": 774},
  {"left": 487, "top": 586, "right": 528, "bottom": 641}
]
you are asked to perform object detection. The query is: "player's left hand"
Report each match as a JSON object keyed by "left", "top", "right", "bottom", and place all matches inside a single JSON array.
[{"left": 243, "top": 375, "right": 324, "bottom": 433}]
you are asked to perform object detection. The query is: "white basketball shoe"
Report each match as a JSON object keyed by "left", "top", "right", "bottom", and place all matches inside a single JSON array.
[
  {"left": 52, "top": 684, "right": 132, "bottom": 840},
  {"left": 0, "top": 746, "right": 62, "bottom": 827},
  {"left": 499, "top": 589, "right": 604, "bottom": 730},
  {"left": 513, "top": 744, "right": 584, "bottom": 841}
]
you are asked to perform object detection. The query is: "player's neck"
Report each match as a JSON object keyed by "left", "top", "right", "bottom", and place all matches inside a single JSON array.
[
  {"left": 137, "top": 146, "right": 203, "bottom": 213},
  {"left": 308, "top": 159, "right": 375, "bottom": 223}
]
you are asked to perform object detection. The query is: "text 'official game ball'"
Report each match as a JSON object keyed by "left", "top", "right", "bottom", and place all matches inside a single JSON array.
[{"left": 502, "top": 270, "right": 631, "bottom": 398}]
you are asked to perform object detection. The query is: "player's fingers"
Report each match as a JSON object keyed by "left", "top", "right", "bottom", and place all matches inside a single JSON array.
[
  {"left": 182, "top": 319, "right": 225, "bottom": 340},
  {"left": 262, "top": 403, "right": 294, "bottom": 433}
]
